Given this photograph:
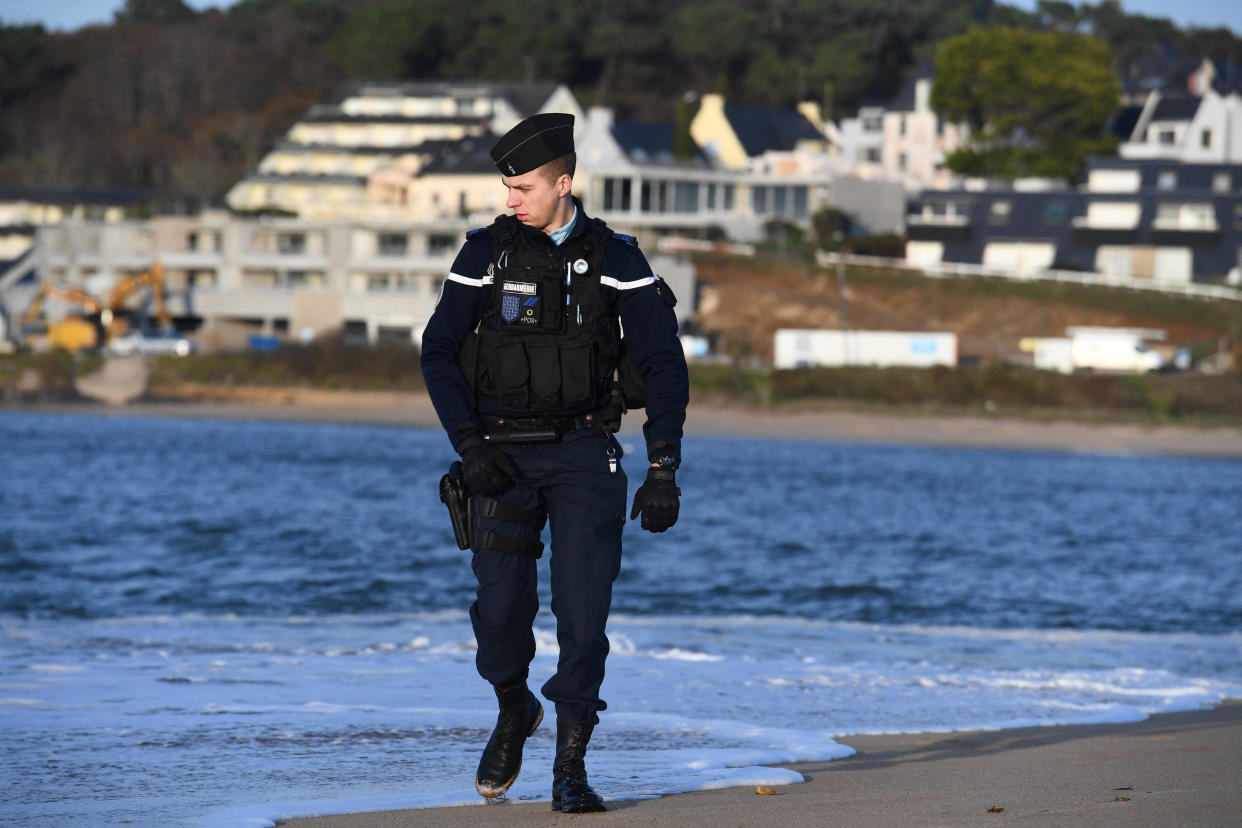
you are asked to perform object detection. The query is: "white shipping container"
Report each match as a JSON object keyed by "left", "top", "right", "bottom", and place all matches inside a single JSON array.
[{"left": 775, "top": 330, "right": 958, "bottom": 369}]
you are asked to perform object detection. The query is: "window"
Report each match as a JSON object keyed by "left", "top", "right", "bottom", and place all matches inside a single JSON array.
[
  {"left": 1160, "top": 203, "right": 1216, "bottom": 229},
  {"left": 1157, "top": 170, "right": 1178, "bottom": 191},
  {"left": 1201, "top": 129, "right": 1213, "bottom": 149},
  {"left": 898, "top": 152, "right": 908, "bottom": 170},
  {"left": 1043, "top": 201, "right": 1067, "bottom": 225},
  {"left": 603, "top": 178, "right": 632, "bottom": 211},
  {"left": 367, "top": 274, "right": 390, "bottom": 292},
  {"left": 989, "top": 200, "right": 1012, "bottom": 224},
  {"left": 862, "top": 147, "right": 881, "bottom": 163},
  {"left": 277, "top": 233, "right": 306, "bottom": 255},
  {"left": 1212, "top": 172, "right": 1231, "bottom": 193},
  {"left": 378, "top": 233, "right": 408, "bottom": 257},
  {"left": 641, "top": 181, "right": 670, "bottom": 213},
  {"left": 862, "top": 115, "right": 883, "bottom": 132},
  {"left": 428, "top": 234, "right": 456, "bottom": 256},
  {"left": 377, "top": 326, "right": 412, "bottom": 345},
  {"left": 722, "top": 184, "right": 734, "bottom": 211},
  {"left": 673, "top": 182, "right": 698, "bottom": 213},
  {"left": 772, "top": 186, "right": 787, "bottom": 215},
  {"left": 752, "top": 186, "right": 769, "bottom": 214},
  {"left": 792, "top": 187, "right": 808, "bottom": 219},
  {"left": 898, "top": 116, "right": 907, "bottom": 137},
  {"left": 1158, "top": 129, "right": 1176, "bottom": 145},
  {"left": 706, "top": 183, "right": 717, "bottom": 210}
]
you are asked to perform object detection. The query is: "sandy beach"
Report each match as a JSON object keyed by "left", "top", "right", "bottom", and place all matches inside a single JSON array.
[
  {"left": 276, "top": 700, "right": 1242, "bottom": 827},
  {"left": 8, "top": 388, "right": 1242, "bottom": 458}
]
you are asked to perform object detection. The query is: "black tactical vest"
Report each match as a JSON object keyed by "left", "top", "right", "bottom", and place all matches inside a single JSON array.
[{"left": 459, "top": 214, "right": 626, "bottom": 415}]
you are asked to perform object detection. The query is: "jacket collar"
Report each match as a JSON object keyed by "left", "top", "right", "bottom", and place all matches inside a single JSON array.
[{"left": 514, "top": 196, "right": 591, "bottom": 251}]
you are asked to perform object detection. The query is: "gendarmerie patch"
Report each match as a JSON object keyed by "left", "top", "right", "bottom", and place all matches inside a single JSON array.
[{"left": 501, "top": 280, "right": 540, "bottom": 325}]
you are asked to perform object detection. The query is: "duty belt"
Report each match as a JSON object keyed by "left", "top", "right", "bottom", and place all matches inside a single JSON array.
[{"left": 482, "top": 413, "right": 599, "bottom": 444}]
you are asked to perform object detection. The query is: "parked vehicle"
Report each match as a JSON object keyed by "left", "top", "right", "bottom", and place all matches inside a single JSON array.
[
  {"left": 107, "top": 331, "right": 195, "bottom": 357},
  {"left": 775, "top": 329, "right": 958, "bottom": 369},
  {"left": 1024, "top": 327, "right": 1169, "bottom": 374}
]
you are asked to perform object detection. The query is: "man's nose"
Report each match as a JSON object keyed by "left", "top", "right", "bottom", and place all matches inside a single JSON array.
[{"left": 506, "top": 191, "right": 519, "bottom": 208}]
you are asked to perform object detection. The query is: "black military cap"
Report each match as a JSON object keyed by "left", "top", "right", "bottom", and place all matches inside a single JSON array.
[{"left": 490, "top": 113, "right": 575, "bottom": 176}]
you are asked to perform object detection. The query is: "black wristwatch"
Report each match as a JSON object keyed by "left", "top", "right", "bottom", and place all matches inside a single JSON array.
[{"left": 650, "top": 454, "right": 679, "bottom": 470}]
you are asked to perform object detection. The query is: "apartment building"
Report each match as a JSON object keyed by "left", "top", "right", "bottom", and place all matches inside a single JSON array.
[
  {"left": 225, "top": 80, "right": 583, "bottom": 219},
  {"left": 906, "top": 157, "right": 1242, "bottom": 283}
]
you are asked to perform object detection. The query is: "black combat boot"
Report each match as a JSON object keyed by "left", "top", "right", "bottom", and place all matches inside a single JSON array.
[
  {"left": 551, "top": 719, "right": 606, "bottom": 813},
  {"left": 475, "top": 682, "right": 543, "bottom": 798}
]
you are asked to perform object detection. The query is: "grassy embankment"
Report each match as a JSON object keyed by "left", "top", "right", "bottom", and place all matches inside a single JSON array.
[{"left": 3, "top": 256, "right": 1241, "bottom": 424}]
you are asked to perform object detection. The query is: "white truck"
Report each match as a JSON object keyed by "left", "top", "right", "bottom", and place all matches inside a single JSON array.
[
  {"left": 774, "top": 329, "right": 958, "bottom": 369},
  {"left": 1026, "top": 327, "right": 1168, "bottom": 374}
]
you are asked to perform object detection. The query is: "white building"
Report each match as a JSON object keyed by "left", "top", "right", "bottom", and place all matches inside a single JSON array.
[
  {"left": 9, "top": 212, "right": 697, "bottom": 352},
  {"left": 837, "top": 65, "right": 966, "bottom": 193},
  {"left": 1119, "top": 87, "right": 1242, "bottom": 164},
  {"left": 226, "top": 80, "right": 583, "bottom": 219}
]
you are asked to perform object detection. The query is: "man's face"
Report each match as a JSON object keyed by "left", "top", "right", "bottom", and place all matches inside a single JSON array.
[{"left": 501, "top": 165, "right": 571, "bottom": 232}]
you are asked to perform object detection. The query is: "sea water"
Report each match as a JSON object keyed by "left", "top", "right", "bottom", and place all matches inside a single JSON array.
[{"left": 2, "top": 411, "right": 1240, "bottom": 826}]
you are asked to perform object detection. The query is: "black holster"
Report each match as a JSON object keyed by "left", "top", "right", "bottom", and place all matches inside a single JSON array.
[{"left": 439, "top": 461, "right": 472, "bottom": 550}]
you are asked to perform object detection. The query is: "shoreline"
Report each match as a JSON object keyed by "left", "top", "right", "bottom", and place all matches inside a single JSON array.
[
  {"left": 6, "top": 390, "right": 1242, "bottom": 458},
  {"left": 275, "top": 699, "right": 1242, "bottom": 827}
]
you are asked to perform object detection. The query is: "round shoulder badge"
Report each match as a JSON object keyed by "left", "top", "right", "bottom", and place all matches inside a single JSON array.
[{"left": 572, "top": 258, "right": 589, "bottom": 275}]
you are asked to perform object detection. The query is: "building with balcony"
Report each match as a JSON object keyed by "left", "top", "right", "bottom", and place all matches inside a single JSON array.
[
  {"left": 19, "top": 215, "right": 468, "bottom": 350},
  {"left": 905, "top": 158, "right": 1242, "bottom": 283},
  {"left": 8, "top": 212, "right": 696, "bottom": 352},
  {"left": 225, "top": 80, "right": 583, "bottom": 219},
  {"left": 579, "top": 106, "right": 830, "bottom": 242}
]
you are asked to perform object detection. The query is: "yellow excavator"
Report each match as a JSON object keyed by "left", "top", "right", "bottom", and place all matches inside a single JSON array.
[
  {"left": 21, "top": 263, "right": 174, "bottom": 353},
  {"left": 101, "top": 261, "right": 173, "bottom": 341},
  {"left": 20, "top": 282, "right": 106, "bottom": 353}
]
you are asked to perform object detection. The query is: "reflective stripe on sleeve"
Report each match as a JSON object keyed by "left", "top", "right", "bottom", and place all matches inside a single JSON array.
[
  {"left": 600, "top": 275, "right": 656, "bottom": 290},
  {"left": 446, "top": 272, "right": 493, "bottom": 287}
]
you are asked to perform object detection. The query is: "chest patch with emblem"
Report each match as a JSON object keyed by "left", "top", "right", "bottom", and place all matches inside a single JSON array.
[{"left": 500, "top": 280, "right": 540, "bottom": 325}]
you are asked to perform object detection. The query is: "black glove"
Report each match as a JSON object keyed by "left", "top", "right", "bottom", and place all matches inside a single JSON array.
[
  {"left": 629, "top": 466, "right": 680, "bottom": 533},
  {"left": 457, "top": 433, "right": 517, "bottom": 496}
]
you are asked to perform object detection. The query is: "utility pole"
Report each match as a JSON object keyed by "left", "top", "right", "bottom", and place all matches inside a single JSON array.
[{"left": 834, "top": 230, "right": 850, "bottom": 364}]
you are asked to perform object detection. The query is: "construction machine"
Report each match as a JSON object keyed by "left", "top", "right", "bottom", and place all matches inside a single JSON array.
[
  {"left": 102, "top": 261, "right": 173, "bottom": 340},
  {"left": 20, "top": 282, "right": 106, "bottom": 353}
]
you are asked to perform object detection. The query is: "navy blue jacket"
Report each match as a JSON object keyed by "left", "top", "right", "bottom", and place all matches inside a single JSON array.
[{"left": 420, "top": 200, "right": 689, "bottom": 463}]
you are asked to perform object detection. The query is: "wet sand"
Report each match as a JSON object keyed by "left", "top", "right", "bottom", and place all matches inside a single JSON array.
[
  {"left": 275, "top": 701, "right": 1242, "bottom": 827},
  {"left": 9, "top": 389, "right": 1242, "bottom": 459}
]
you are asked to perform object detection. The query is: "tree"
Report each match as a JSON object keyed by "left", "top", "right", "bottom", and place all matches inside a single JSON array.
[
  {"left": 811, "top": 207, "right": 852, "bottom": 251},
  {"left": 673, "top": 93, "right": 697, "bottom": 160},
  {"left": 932, "top": 26, "right": 1120, "bottom": 182},
  {"left": 114, "top": 0, "right": 196, "bottom": 24}
]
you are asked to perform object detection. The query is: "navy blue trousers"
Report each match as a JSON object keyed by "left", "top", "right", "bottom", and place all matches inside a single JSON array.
[{"left": 468, "top": 427, "right": 627, "bottom": 724}]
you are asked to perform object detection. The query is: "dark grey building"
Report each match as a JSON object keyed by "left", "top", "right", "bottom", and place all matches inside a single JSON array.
[{"left": 906, "top": 158, "right": 1242, "bottom": 284}]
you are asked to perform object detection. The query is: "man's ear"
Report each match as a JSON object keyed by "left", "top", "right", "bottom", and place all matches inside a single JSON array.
[{"left": 557, "top": 174, "right": 573, "bottom": 197}]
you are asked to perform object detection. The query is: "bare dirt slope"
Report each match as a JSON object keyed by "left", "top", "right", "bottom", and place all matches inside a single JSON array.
[{"left": 692, "top": 256, "right": 1226, "bottom": 364}]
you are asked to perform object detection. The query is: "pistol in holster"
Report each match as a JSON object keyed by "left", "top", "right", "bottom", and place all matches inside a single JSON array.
[{"left": 439, "top": 461, "right": 472, "bottom": 550}]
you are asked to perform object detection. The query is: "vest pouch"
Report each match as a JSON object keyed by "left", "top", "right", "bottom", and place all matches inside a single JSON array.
[
  {"left": 559, "top": 342, "right": 594, "bottom": 408},
  {"left": 493, "top": 341, "right": 530, "bottom": 409},
  {"left": 527, "top": 343, "right": 562, "bottom": 409}
]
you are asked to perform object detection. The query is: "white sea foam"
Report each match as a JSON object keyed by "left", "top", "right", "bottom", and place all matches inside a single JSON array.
[{"left": 2, "top": 611, "right": 1240, "bottom": 827}]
